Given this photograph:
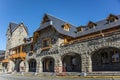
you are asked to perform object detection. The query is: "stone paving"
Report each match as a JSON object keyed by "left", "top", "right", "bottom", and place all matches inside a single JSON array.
[{"left": 0, "top": 74, "right": 120, "bottom": 80}]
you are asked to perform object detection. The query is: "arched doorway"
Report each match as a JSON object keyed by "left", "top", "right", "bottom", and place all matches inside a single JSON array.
[
  {"left": 19, "top": 61, "right": 25, "bottom": 72},
  {"left": 62, "top": 53, "right": 81, "bottom": 72},
  {"left": 28, "top": 59, "right": 36, "bottom": 72},
  {"left": 42, "top": 57, "right": 55, "bottom": 72},
  {"left": 14, "top": 59, "right": 22, "bottom": 72},
  {"left": 2, "top": 63, "right": 8, "bottom": 72},
  {"left": 92, "top": 47, "right": 120, "bottom": 71}
]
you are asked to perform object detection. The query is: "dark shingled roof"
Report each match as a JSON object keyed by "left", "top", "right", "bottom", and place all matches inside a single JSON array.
[
  {"left": 76, "top": 15, "right": 120, "bottom": 37},
  {"left": 36, "top": 14, "right": 120, "bottom": 38},
  {"left": 36, "top": 14, "right": 76, "bottom": 37},
  {"left": 6, "top": 22, "right": 29, "bottom": 35}
]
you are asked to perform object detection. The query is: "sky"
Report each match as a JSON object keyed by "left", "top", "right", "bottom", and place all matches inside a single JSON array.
[{"left": 0, "top": 0, "right": 120, "bottom": 50}]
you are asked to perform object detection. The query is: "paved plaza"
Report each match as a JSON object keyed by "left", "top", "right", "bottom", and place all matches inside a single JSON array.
[{"left": 0, "top": 73, "right": 120, "bottom": 80}]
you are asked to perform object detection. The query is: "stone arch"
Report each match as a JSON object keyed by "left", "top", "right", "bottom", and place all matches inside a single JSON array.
[
  {"left": 61, "top": 52, "right": 81, "bottom": 72},
  {"left": 28, "top": 58, "right": 37, "bottom": 72},
  {"left": 88, "top": 42, "right": 120, "bottom": 55},
  {"left": 2, "top": 62, "right": 8, "bottom": 72},
  {"left": 41, "top": 56, "right": 55, "bottom": 72},
  {"left": 91, "top": 46, "right": 120, "bottom": 71},
  {"left": 19, "top": 61, "right": 25, "bottom": 72},
  {"left": 14, "top": 59, "right": 24, "bottom": 72}
]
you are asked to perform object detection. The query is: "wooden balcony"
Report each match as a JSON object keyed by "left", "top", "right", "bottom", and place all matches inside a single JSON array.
[
  {"left": 61, "top": 27, "right": 120, "bottom": 46},
  {"left": 9, "top": 52, "right": 26, "bottom": 59},
  {"left": 2, "top": 59, "right": 9, "bottom": 63}
]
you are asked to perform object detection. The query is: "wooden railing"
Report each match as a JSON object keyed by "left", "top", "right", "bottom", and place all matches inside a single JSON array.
[
  {"left": 61, "top": 29, "right": 120, "bottom": 46},
  {"left": 2, "top": 59, "right": 9, "bottom": 63},
  {"left": 9, "top": 52, "right": 26, "bottom": 59}
]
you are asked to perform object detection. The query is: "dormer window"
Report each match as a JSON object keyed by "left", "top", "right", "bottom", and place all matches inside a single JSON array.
[
  {"left": 106, "top": 14, "right": 118, "bottom": 23},
  {"left": 62, "top": 23, "right": 70, "bottom": 31},
  {"left": 76, "top": 26, "right": 84, "bottom": 32},
  {"left": 87, "top": 21, "right": 97, "bottom": 29}
]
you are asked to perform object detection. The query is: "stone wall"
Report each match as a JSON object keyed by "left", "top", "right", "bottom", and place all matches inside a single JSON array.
[
  {"left": 34, "top": 26, "right": 62, "bottom": 57},
  {"left": 11, "top": 26, "right": 27, "bottom": 48},
  {"left": 5, "top": 25, "right": 28, "bottom": 72},
  {"left": 6, "top": 25, "right": 28, "bottom": 54},
  {"left": 60, "top": 32, "right": 120, "bottom": 72},
  {"left": 27, "top": 26, "right": 64, "bottom": 73},
  {"left": 26, "top": 28, "right": 120, "bottom": 73}
]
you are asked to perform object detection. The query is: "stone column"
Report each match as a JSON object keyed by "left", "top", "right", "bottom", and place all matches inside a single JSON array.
[
  {"left": 54, "top": 58, "right": 63, "bottom": 75},
  {"left": 81, "top": 54, "right": 87, "bottom": 72},
  {"left": 86, "top": 54, "right": 92, "bottom": 72},
  {"left": 37, "top": 59, "right": 43, "bottom": 73},
  {"left": 81, "top": 53, "right": 92, "bottom": 72},
  {"left": 25, "top": 61, "right": 29, "bottom": 72},
  {"left": 8, "top": 60, "right": 15, "bottom": 72}
]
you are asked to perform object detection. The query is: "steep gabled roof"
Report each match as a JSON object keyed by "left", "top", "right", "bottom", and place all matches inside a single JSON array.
[
  {"left": 36, "top": 13, "right": 120, "bottom": 38},
  {"left": 7, "top": 22, "right": 19, "bottom": 35},
  {"left": 6, "top": 22, "right": 29, "bottom": 35},
  {"left": 76, "top": 15, "right": 120, "bottom": 37},
  {"left": 36, "top": 14, "right": 77, "bottom": 37}
]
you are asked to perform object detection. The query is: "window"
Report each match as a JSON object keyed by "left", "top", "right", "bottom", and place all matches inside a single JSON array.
[
  {"left": 62, "top": 24, "right": 70, "bottom": 31},
  {"left": 77, "top": 27, "right": 84, "bottom": 32},
  {"left": 106, "top": 14, "right": 118, "bottom": 24},
  {"left": 112, "top": 51, "right": 120, "bottom": 62},
  {"left": 19, "top": 27, "right": 23, "bottom": 34},
  {"left": 87, "top": 21, "right": 97, "bottom": 29},
  {"left": 42, "top": 38, "right": 51, "bottom": 48},
  {"left": 64, "top": 38, "right": 68, "bottom": 44}
]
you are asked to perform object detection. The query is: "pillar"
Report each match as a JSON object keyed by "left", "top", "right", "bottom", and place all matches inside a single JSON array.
[
  {"left": 54, "top": 58, "right": 63, "bottom": 75},
  {"left": 81, "top": 54, "right": 87, "bottom": 72},
  {"left": 8, "top": 60, "right": 15, "bottom": 72},
  {"left": 25, "top": 61, "right": 29, "bottom": 72},
  {"left": 36, "top": 59, "right": 42, "bottom": 73},
  {"left": 81, "top": 53, "right": 92, "bottom": 72},
  {"left": 86, "top": 54, "right": 92, "bottom": 72}
]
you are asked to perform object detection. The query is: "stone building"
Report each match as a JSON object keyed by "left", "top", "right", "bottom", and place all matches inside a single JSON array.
[
  {"left": 2, "top": 22, "right": 28, "bottom": 72},
  {"left": 2, "top": 13, "right": 120, "bottom": 75},
  {"left": 28, "top": 14, "right": 120, "bottom": 75}
]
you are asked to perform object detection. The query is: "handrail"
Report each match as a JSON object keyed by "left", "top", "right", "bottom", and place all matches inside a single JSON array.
[{"left": 61, "top": 29, "right": 120, "bottom": 46}]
